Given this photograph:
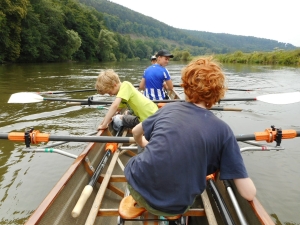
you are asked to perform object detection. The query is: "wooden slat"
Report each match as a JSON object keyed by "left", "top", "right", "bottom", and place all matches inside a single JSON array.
[
  {"left": 98, "top": 174, "right": 127, "bottom": 183},
  {"left": 107, "top": 183, "right": 124, "bottom": 198},
  {"left": 201, "top": 190, "right": 218, "bottom": 225},
  {"left": 97, "top": 208, "right": 119, "bottom": 217},
  {"left": 183, "top": 208, "right": 206, "bottom": 217}
]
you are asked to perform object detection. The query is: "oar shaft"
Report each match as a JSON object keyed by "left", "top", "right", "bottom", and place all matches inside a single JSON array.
[
  {"left": 133, "top": 84, "right": 254, "bottom": 91},
  {"left": 66, "top": 101, "right": 242, "bottom": 111},
  {"left": 39, "top": 89, "right": 96, "bottom": 94},
  {"left": 208, "top": 179, "right": 235, "bottom": 225},
  {"left": 211, "top": 107, "right": 242, "bottom": 111},
  {"left": 44, "top": 131, "right": 98, "bottom": 148},
  {"left": 220, "top": 98, "right": 256, "bottom": 102},
  {"left": 3, "top": 131, "right": 134, "bottom": 144},
  {"left": 0, "top": 134, "right": 8, "bottom": 139},
  {"left": 48, "top": 136, "right": 132, "bottom": 143},
  {"left": 63, "top": 97, "right": 256, "bottom": 105},
  {"left": 235, "top": 134, "right": 256, "bottom": 141},
  {"left": 44, "top": 97, "right": 87, "bottom": 102},
  {"left": 223, "top": 180, "right": 247, "bottom": 225}
]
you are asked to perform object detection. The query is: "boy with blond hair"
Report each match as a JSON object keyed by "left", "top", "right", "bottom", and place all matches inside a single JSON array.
[{"left": 96, "top": 69, "right": 158, "bottom": 130}]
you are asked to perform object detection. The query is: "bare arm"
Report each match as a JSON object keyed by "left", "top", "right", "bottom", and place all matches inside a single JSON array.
[
  {"left": 98, "top": 97, "right": 122, "bottom": 130},
  {"left": 139, "top": 78, "right": 146, "bottom": 90},
  {"left": 233, "top": 177, "right": 256, "bottom": 201},
  {"left": 165, "top": 79, "right": 173, "bottom": 90},
  {"left": 132, "top": 123, "right": 149, "bottom": 147}
]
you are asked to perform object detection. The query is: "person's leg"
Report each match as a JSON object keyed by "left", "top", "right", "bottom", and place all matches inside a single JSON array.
[
  {"left": 122, "top": 115, "right": 144, "bottom": 152},
  {"left": 112, "top": 115, "right": 123, "bottom": 131},
  {"left": 122, "top": 115, "right": 140, "bottom": 128}
]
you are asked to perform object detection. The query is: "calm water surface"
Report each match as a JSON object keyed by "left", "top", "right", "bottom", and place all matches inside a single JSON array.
[{"left": 0, "top": 61, "right": 300, "bottom": 224}]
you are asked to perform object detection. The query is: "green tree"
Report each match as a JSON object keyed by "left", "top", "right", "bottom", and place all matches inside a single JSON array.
[
  {"left": 97, "top": 29, "right": 118, "bottom": 61},
  {"left": 0, "top": 0, "right": 29, "bottom": 62},
  {"left": 64, "top": 30, "right": 82, "bottom": 60}
]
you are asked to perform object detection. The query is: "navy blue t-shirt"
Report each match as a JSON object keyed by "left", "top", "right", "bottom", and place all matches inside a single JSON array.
[{"left": 124, "top": 102, "right": 248, "bottom": 214}]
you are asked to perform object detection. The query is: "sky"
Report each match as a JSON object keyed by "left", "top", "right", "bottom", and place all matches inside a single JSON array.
[{"left": 109, "top": 0, "right": 300, "bottom": 47}]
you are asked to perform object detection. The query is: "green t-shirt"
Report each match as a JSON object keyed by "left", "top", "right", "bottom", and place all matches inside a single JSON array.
[{"left": 117, "top": 81, "right": 158, "bottom": 121}]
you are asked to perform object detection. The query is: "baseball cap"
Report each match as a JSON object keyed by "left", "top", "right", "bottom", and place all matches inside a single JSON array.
[
  {"left": 151, "top": 55, "right": 156, "bottom": 60},
  {"left": 156, "top": 49, "right": 174, "bottom": 58}
]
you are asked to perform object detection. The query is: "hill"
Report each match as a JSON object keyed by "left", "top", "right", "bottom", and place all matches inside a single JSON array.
[
  {"left": 80, "top": 0, "right": 296, "bottom": 54},
  {"left": 1, "top": 0, "right": 297, "bottom": 63}
]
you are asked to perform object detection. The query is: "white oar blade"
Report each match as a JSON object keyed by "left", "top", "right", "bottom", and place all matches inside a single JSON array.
[
  {"left": 257, "top": 92, "right": 300, "bottom": 104},
  {"left": 8, "top": 92, "right": 44, "bottom": 103}
]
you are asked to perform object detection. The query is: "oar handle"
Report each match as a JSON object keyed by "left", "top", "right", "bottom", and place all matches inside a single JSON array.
[
  {"left": 72, "top": 185, "right": 94, "bottom": 218},
  {"left": 71, "top": 149, "right": 112, "bottom": 218},
  {"left": 72, "top": 129, "right": 121, "bottom": 218}
]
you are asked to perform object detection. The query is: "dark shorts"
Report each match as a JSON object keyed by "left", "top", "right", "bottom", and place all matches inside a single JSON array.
[
  {"left": 122, "top": 115, "right": 140, "bottom": 128},
  {"left": 112, "top": 114, "right": 140, "bottom": 131},
  {"left": 127, "top": 184, "right": 192, "bottom": 216}
]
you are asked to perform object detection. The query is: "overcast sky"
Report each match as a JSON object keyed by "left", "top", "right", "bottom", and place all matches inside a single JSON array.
[{"left": 109, "top": 0, "right": 300, "bottom": 47}]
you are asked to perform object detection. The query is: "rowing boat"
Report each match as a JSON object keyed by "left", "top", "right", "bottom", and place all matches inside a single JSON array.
[{"left": 23, "top": 89, "right": 274, "bottom": 225}]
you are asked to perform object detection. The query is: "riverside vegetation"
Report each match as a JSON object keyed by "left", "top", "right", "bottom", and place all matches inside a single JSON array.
[
  {"left": 214, "top": 49, "right": 300, "bottom": 66},
  {"left": 1, "top": 0, "right": 298, "bottom": 64}
]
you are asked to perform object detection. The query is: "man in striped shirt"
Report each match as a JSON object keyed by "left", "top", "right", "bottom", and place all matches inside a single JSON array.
[{"left": 139, "top": 49, "right": 174, "bottom": 100}]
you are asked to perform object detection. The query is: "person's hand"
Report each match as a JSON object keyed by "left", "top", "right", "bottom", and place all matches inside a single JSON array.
[{"left": 97, "top": 124, "right": 108, "bottom": 130}]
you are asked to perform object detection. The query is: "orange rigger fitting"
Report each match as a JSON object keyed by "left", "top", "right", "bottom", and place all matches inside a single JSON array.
[
  {"left": 105, "top": 143, "right": 118, "bottom": 153},
  {"left": 254, "top": 128, "right": 275, "bottom": 143},
  {"left": 206, "top": 174, "right": 215, "bottom": 181},
  {"left": 8, "top": 130, "right": 50, "bottom": 144},
  {"left": 254, "top": 129, "right": 297, "bottom": 143}
]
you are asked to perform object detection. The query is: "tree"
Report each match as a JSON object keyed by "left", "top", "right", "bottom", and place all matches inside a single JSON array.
[
  {"left": 0, "top": 0, "right": 29, "bottom": 62},
  {"left": 64, "top": 30, "right": 81, "bottom": 60},
  {"left": 97, "top": 29, "right": 118, "bottom": 61}
]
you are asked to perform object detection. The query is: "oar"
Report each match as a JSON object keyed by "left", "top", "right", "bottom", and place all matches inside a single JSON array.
[
  {"left": 220, "top": 92, "right": 300, "bottom": 104},
  {"left": 1, "top": 128, "right": 299, "bottom": 145},
  {"left": 32, "top": 85, "right": 254, "bottom": 95},
  {"left": 66, "top": 101, "right": 243, "bottom": 112},
  {"left": 0, "top": 131, "right": 135, "bottom": 144},
  {"left": 72, "top": 127, "right": 123, "bottom": 218},
  {"left": 8, "top": 92, "right": 300, "bottom": 105},
  {"left": 133, "top": 84, "right": 254, "bottom": 91},
  {"left": 36, "top": 89, "right": 97, "bottom": 95},
  {"left": 207, "top": 175, "right": 235, "bottom": 225},
  {"left": 223, "top": 180, "right": 247, "bottom": 225},
  {"left": 43, "top": 131, "right": 98, "bottom": 148}
]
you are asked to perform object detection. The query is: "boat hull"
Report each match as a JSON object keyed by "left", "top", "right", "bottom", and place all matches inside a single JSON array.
[{"left": 24, "top": 90, "right": 274, "bottom": 225}]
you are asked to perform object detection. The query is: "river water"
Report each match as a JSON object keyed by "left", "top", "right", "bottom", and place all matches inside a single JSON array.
[{"left": 0, "top": 61, "right": 299, "bottom": 224}]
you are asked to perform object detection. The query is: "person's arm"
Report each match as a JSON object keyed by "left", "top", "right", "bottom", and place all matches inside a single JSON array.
[
  {"left": 132, "top": 123, "right": 149, "bottom": 147},
  {"left": 233, "top": 177, "right": 256, "bottom": 201},
  {"left": 165, "top": 79, "right": 173, "bottom": 90},
  {"left": 98, "top": 97, "right": 122, "bottom": 130},
  {"left": 139, "top": 78, "right": 146, "bottom": 90}
]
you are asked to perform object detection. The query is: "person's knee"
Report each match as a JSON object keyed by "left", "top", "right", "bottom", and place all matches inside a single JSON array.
[{"left": 112, "top": 115, "right": 123, "bottom": 131}]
